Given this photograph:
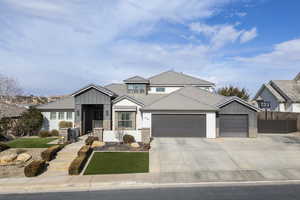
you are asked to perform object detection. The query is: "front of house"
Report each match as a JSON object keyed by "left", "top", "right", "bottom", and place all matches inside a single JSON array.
[{"left": 37, "top": 70, "right": 260, "bottom": 141}]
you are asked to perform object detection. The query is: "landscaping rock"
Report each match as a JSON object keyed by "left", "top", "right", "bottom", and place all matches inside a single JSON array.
[
  {"left": 91, "top": 141, "right": 105, "bottom": 148},
  {"left": 0, "top": 153, "right": 17, "bottom": 164},
  {"left": 16, "top": 153, "right": 32, "bottom": 163},
  {"left": 130, "top": 142, "right": 140, "bottom": 148}
]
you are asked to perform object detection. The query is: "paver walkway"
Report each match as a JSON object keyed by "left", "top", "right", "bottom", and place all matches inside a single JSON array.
[{"left": 41, "top": 135, "right": 87, "bottom": 177}]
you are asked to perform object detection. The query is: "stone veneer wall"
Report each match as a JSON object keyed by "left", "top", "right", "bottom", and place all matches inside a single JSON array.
[{"left": 141, "top": 128, "right": 151, "bottom": 143}]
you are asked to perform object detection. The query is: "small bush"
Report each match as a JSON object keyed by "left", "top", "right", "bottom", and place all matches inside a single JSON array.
[
  {"left": 78, "top": 145, "right": 92, "bottom": 157},
  {"left": 123, "top": 134, "right": 135, "bottom": 144},
  {"left": 85, "top": 136, "right": 99, "bottom": 145},
  {"left": 41, "top": 145, "right": 64, "bottom": 161},
  {"left": 50, "top": 129, "right": 59, "bottom": 137},
  {"left": 59, "top": 121, "right": 73, "bottom": 129},
  {"left": 24, "top": 160, "right": 46, "bottom": 177},
  {"left": 0, "top": 142, "right": 10, "bottom": 152},
  {"left": 39, "top": 130, "right": 50, "bottom": 138},
  {"left": 69, "top": 155, "right": 88, "bottom": 175}
]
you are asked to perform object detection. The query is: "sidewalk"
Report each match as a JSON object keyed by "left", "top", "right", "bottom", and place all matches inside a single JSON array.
[{"left": 2, "top": 169, "right": 300, "bottom": 194}]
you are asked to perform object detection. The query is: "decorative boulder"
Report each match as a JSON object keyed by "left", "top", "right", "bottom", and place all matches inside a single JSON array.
[
  {"left": 16, "top": 153, "right": 32, "bottom": 163},
  {"left": 91, "top": 141, "right": 105, "bottom": 148},
  {"left": 130, "top": 142, "right": 140, "bottom": 148},
  {"left": 0, "top": 153, "right": 17, "bottom": 165}
]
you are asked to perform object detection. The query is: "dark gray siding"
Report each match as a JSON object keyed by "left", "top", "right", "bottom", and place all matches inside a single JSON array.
[
  {"left": 75, "top": 88, "right": 111, "bottom": 105},
  {"left": 217, "top": 101, "right": 257, "bottom": 138}
]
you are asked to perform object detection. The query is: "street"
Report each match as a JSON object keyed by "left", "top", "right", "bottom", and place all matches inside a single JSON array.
[{"left": 1, "top": 184, "right": 300, "bottom": 200}]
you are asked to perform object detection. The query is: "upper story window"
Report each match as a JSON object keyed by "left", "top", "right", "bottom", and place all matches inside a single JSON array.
[
  {"left": 66, "top": 112, "right": 73, "bottom": 120},
  {"left": 127, "top": 84, "right": 146, "bottom": 94},
  {"left": 156, "top": 87, "right": 165, "bottom": 92},
  {"left": 58, "top": 112, "right": 65, "bottom": 120}
]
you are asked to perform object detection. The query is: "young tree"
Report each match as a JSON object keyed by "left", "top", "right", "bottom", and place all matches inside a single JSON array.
[
  {"left": 217, "top": 85, "right": 250, "bottom": 101},
  {"left": 0, "top": 73, "right": 23, "bottom": 101}
]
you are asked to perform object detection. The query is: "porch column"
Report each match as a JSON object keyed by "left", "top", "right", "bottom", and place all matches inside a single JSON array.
[
  {"left": 103, "top": 104, "right": 111, "bottom": 130},
  {"left": 206, "top": 112, "right": 216, "bottom": 139}
]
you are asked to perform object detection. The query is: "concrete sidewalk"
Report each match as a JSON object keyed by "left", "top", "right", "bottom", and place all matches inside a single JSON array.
[{"left": 2, "top": 169, "right": 300, "bottom": 194}]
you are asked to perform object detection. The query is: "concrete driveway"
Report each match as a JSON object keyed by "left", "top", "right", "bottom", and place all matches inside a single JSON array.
[{"left": 150, "top": 134, "right": 300, "bottom": 181}]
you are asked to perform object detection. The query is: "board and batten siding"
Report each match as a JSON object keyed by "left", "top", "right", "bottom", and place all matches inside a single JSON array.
[
  {"left": 259, "top": 87, "right": 282, "bottom": 111},
  {"left": 217, "top": 101, "right": 257, "bottom": 138},
  {"left": 41, "top": 109, "right": 75, "bottom": 131}
]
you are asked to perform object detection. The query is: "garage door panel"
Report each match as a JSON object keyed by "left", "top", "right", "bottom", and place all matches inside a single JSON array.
[
  {"left": 152, "top": 114, "right": 206, "bottom": 137},
  {"left": 219, "top": 115, "right": 248, "bottom": 137}
]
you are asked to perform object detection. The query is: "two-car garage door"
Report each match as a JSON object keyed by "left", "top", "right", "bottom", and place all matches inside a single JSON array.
[{"left": 152, "top": 114, "right": 206, "bottom": 137}]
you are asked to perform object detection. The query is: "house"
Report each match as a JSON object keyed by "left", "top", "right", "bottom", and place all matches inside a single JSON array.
[
  {"left": 254, "top": 73, "right": 300, "bottom": 112},
  {"left": 36, "top": 70, "right": 260, "bottom": 141}
]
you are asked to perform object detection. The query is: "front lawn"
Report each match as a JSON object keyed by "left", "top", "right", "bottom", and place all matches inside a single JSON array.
[
  {"left": 84, "top": 152, "right": 149, "bottom": 175},
  {"left": 7, "top": 137, "right": 57, "bottom": 148}
]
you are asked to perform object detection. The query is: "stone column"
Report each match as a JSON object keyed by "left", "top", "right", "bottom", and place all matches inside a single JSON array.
[
  {"left": 59, "top": 128, "right": 68, "bottom": 143},
  {"left": 141, "top": 128, "right": 151, "bottom": 143}
]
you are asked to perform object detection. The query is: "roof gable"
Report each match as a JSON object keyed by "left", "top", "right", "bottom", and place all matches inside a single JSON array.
[
  {"left": 271, "top": 80, "right": 300, "bottom": 102},
  {"left": 216, "top": 96, "right": 261, "bottom": 112},
  {"left": 71, "top": 84, "right": 116, "bottom": 97},
  {"left": 148, "top": 70, "right": 215, "bottom": 86},
  {"left": 112, "top": 95, "right": 144, "bottom": 106},
  {"left": 254, "top": 83, "right": 285, "bottom": 102}
]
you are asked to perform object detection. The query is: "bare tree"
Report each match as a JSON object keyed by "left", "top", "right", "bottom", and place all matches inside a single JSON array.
[{"left": 0, "top": 73, "right": 23, "bottom": 101}]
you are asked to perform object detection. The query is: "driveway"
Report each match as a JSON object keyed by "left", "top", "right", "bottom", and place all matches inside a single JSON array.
[{"left": 150, "top": 134, "right": 300, "bottom": 181}]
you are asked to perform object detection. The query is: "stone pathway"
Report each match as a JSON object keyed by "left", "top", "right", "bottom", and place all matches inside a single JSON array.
[{"left": 41, "top": 135, "right": 88, "bottom": 177}]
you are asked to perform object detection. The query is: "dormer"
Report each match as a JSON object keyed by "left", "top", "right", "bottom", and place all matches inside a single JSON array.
[{"left": 123, "top": 76, "right": 149, "bottom": 94}]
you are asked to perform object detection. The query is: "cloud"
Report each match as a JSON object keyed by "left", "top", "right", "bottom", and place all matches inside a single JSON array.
[
  {"left": 235, "top": 38, "right": 300, "bottom": 67},
  {"left": 236, "top": 12, "right": 247, "bottom": 17},
  {"left": 240, "top": 27, "right": 257, "bottom": 43},
  {"left": 189, "top": 22, "right": 257, "bottom": 48}
]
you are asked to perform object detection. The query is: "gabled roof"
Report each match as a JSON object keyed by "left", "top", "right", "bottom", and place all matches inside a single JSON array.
[
  {"left": 71, "top": 84, "right": 117, "bottom": 97},
  {"left": 123, "top": 76, "right": 149, "bottom": 84},
  {"left": 254, "top": 83, "right": 285, "bottom": 103},
  {"left": 142, "top": 87, "right": 218, "bottom": 111},
  {"left": 271, "top": 80, "right": 300, "bottom": 103},
  {"left": 36, "top": 96, "right": 75, "bottom": 110},
  {"left": 0, "top": 103, "right": 27, "bottom": 119},
  {"left": 112, "top": 95, "right": 144, "bottom": 106},
  {"left": 148, "top": 70, "right": 215, "bottom": 86},
  {"left": 216, "top": 96, "right": 261, "bottom": 112}
]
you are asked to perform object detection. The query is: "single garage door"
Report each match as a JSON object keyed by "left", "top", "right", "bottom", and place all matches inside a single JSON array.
[
  {"left": 219, "top": 114, "right": 248, "bottom": 137},
  {"left": 152, "top": 114, "right": 206, "bottom": 137}
]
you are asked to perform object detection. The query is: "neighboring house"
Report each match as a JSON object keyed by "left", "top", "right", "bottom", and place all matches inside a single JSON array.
[
  {"left": 36, "top": 70, "right": 260, "bottom": 140},
  {"left": 254, "top": 73, "right": 300, "bottom": 112},
  {"left": 0, "top": 103, "right": 27, "bottom": 120}
]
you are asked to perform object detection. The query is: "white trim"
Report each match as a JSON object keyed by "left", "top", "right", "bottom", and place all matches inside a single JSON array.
[
  {"left": 206, "top": 112, "right": 216, "bottom": 139},
  {"left": 218, "top": 97, "right": 261, "bottom": 112},
  {"left": 112, "top": 95, "right": 144, "bottom": 106}
]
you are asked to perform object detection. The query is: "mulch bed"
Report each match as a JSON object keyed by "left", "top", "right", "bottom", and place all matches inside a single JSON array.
[{"left": 94, "top": 142, "right": 150, "bottom": 152}]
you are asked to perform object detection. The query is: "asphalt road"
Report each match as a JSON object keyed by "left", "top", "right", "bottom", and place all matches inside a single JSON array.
[{"left": 1, "top": 184, "right": 300, "bottom": 200}]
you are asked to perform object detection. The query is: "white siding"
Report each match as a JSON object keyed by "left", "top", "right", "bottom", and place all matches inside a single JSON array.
[
  {"left": 103, "top": 130, "right": 142, "bottom": 142},
  {"left": 278, "top": 103, "right": 285, "bottom": 112},
  {"left": 112, "top": 99, "right": 142, "bottom": 130},
  {"left": 206, "top": 112, "right": 216, "bottom": 139},
  {"left": 292, "top": 103, "right": 300, "bottom": 112},
  {"left": 41, "top": 111, "right": 74, "bottom": 131}
]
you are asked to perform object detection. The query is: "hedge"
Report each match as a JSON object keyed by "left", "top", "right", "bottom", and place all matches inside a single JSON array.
[
  {"left": 0, "top": 142, "right": 10, "bottom": 152},
  {"left": 59, "top": 121, "right": 73, "bottom": 129},
  {"left": 85, "top": 136, "right": 99, "bottom": 145},
  {"left": 50, "top": 129, "right": 59, "bottom": 136},
  {"left": 39, "top": 130, "right": 50, "bottom": 138},
  {"left": 24, "top": 160, "right": 46, "bottom": 177},
  {"left": 41, "top": 145, "right": 64, "bottom": 161}
]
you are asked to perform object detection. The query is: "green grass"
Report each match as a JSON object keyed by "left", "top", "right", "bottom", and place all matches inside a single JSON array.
[
  {"left": 6, "top": 137, "right": 57, "bottom": 148},
  {"left": 84, "top": 152, "right": 149, "bottom": 175}
]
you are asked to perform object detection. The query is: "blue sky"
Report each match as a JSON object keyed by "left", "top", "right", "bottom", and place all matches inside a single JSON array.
[{"left": 0, "top": 0, "right": 299, "bottom": 96}]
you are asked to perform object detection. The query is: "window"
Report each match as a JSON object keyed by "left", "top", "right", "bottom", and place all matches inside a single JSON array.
[
  {"left": 58, "top": 112, "right": 65, "bottom": 120},
  {"left": 127, "top": 84, "right": 146, "bottom": 94},
  {"left": 117, "top": 112, "right": 135, "bottom": 129},
  {"left": 156, "top": 87, "right": 165, "bottom": 92},
  {"left": 50, "top": 112, "right": 56, "bottom": 120},
  {"left": 67, "top": 112, "right": 73, "bottom": 120}
]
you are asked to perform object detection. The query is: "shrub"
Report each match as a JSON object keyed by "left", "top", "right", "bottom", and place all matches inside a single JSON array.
[
  {"left": 123, "top": 134, "right": 135, "bottom": 144},
  {"left": 78, "top": 145, "right": 92, "bottom": 157},
  {"left": 41, "top": 145, "right": 64, "bottom": 161},
  {"left": 0, "top": 142, "right": 10, "bottom": 152},
  {"left": 24, "top": 160, "right": 46, "bottom": 177},
  {"left": 39, "top": 130, "right": 50, "bottom": 138},
  {"left": 69, "top": 155, "right": 88, "bottom": 175},
  {"left": 16, "top": 108, "right": 44, "bottom": 136},
  {"left": 50, "top": 129, "right": 59, "bottom": 137},
  {"left": 85, "top": 136, "right": 99, "bottom": 145},
  {"left": 59, "top": 121, "right": 73, "bottom": 129}
]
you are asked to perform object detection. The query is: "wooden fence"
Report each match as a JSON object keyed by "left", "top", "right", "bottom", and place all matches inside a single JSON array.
[{"left": 258, "top": 111, "right": 300, "bottom": 133}]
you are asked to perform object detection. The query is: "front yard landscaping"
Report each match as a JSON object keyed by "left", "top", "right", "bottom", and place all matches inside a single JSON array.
[
  {"left": 84, "top": 152, "right": 149, "bottom": 175},
  {"left": 6, "top": 137, "right": 57, "bottom": 148}
]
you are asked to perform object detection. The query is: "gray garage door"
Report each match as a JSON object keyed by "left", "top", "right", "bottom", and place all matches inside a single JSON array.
[
  {"left": 152, "top": 114, "right": 206, "bottom": 137},
  {"left": 219, "top": 114, "right": 248, "bottom": 137}
]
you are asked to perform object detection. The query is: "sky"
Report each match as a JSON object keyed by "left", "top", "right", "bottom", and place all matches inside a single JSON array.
[{"left": 0, "top": 0, "right": 299, "bottom": 97}]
